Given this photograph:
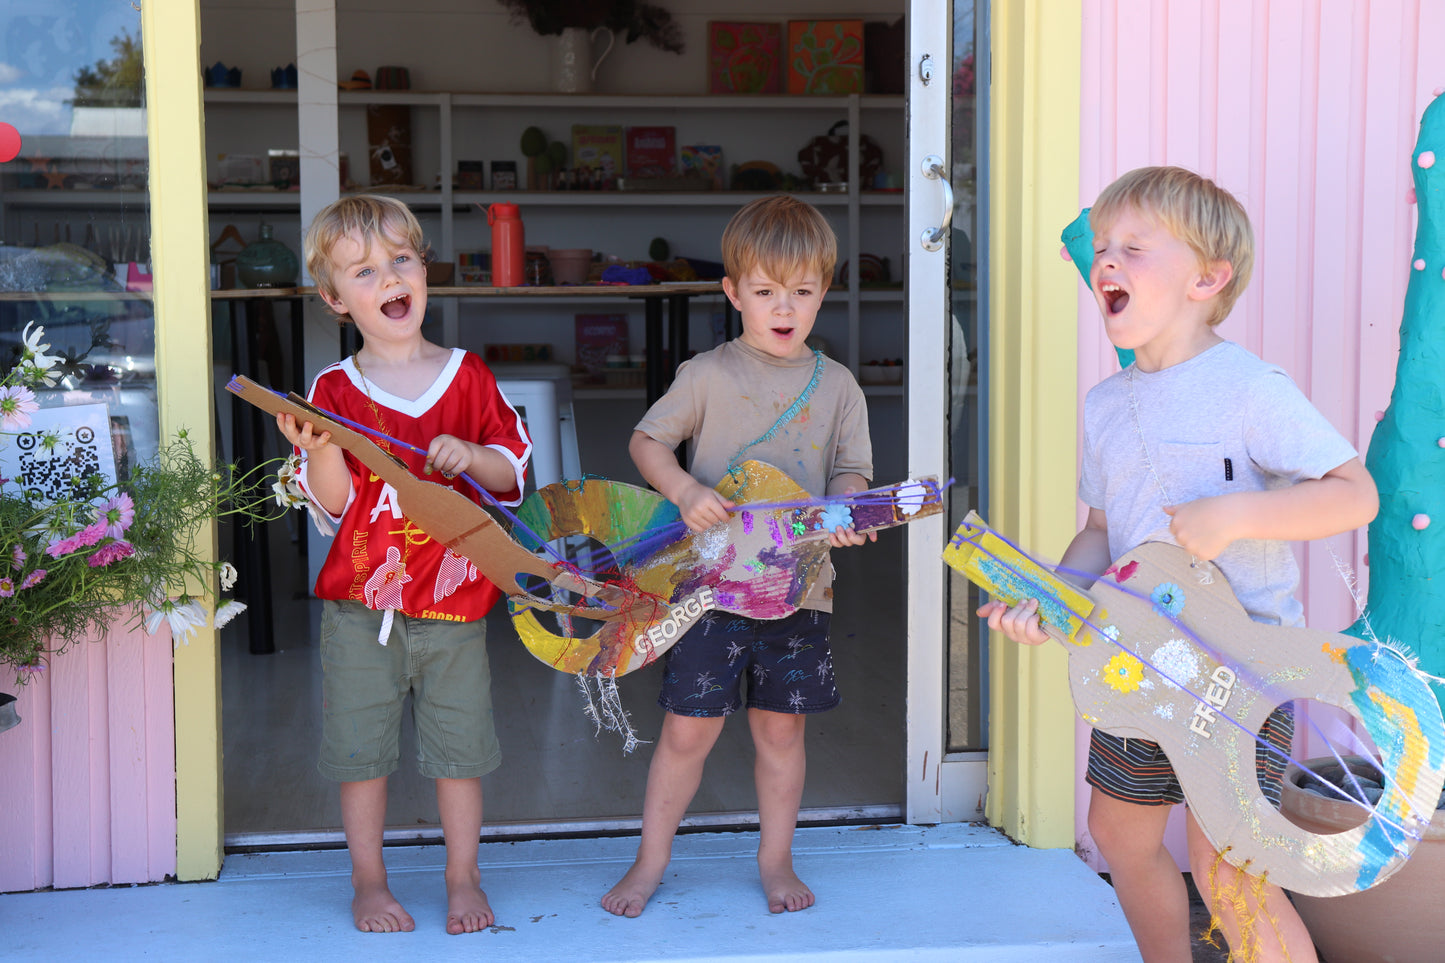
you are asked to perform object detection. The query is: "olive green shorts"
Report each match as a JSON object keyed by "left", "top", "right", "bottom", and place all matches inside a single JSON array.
[{"left": 317, "top": 599, "right": 502, "bottom": 782}]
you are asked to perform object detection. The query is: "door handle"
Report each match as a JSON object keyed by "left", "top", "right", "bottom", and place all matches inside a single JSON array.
[{"left": 920, "top": 154, "right": 953, "bottom": 252}]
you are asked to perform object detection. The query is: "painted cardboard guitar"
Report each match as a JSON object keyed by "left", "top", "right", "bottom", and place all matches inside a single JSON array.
[
  {"left": 945, "top": 512, "right": 1445, "bottom": 897},
  {"left": 226, "top": 375, "right": 941, "bottom": 677},
  {"left": 509, "top": 460, "right": 942, "bottom": 676}
]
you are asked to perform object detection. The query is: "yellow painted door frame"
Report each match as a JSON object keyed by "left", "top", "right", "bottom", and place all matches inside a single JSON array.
[
  {"left": 141, "top": 0, "right": 223, "bottom": 880},
  {"left": 985, "top": 0, "right": 1083, "bottom": 849}
]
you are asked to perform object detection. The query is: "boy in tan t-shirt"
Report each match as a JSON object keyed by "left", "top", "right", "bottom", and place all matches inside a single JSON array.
[{"left": 601, "top": 195, "right": 873, "bottom": 918}]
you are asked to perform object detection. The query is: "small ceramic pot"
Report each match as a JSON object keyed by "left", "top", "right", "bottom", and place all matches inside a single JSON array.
[{"left": 1280, "top": 756, "right": 1445, "bottom": 963}]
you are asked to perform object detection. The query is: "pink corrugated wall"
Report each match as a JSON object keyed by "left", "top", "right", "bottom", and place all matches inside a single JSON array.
[
  {"left": 1075, "top": 0, "right": 1445, "bottom": 866},
  {"left": 0, "top": 616, "right": 176, "bottom": 891}
]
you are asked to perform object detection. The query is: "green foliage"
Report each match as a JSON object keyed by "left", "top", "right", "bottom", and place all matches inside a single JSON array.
[
  {"left": 1, "top": 323, "right": 284, "bottom": 678},
  {"left": 71, "top": 29, "right": 144, "bottom": 108},
  {"left": 0, "top": 433, "right": 285, "bottom": 675},
  {"left": 520, "top": 126, "right": 548, "bottom": 158},
  {"left": 495, "top": 0, "right": 684, "bottom": 54}
]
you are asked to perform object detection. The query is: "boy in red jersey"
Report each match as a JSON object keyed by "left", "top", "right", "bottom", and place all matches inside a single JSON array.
[{"left": 276, "top": 195, "right": 531, "bottom": 936}]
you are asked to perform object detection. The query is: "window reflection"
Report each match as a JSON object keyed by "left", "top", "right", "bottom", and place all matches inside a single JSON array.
[
  {"left": 948, "top": 0, "right": 987, "bottom": 752},
  {"left": 0, "top": 2, "right": 157, "bottom": 465}
]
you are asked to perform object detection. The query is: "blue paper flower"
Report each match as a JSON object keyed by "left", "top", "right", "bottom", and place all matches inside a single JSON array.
[
  {"left": 1151, "top": 582, "right": 1185, "bottom": 618},
  {"left": 816, "top": 503, "right": 854, "bottom": 532}
]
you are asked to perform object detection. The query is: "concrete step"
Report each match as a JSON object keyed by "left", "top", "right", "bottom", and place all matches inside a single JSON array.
[{"left": 6, "top": 823, "right": 1140, "bottom": 962}]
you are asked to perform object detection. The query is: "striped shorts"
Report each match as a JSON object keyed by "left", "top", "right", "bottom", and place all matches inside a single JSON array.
[{"left": 1085, "top": 702, "right": 1295, "bottom": 807}]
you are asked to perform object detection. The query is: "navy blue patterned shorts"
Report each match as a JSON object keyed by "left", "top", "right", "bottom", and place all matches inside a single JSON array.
[{"left": 657, "top": 609, "right": 838, "bottom": 717}]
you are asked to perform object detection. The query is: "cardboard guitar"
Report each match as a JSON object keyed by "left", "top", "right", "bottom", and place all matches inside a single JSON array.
[
  {"left": 226, "top": 374, "right": 655, "bottom": 629},
  {"left": 945, "top": 512, "right": 1445, "bottom": 897},
  {"left": 508, "top": 460, "right": 943, "bottom": 676},
  {"left": 226, "top": 375, "right": 942, "bottom": 677}
]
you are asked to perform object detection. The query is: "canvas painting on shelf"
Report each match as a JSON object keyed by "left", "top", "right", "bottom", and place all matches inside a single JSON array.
[
  {"left": 787, "top": 20, "right": 864, "bottom": 95},
  {"left": 707, "top": 22, "right": 782, "bottom": 94},
  {"left": 681, "top": 145, "right": 724, "bottom": 190},
  {"left": 574, "top": 314, "right": 629, "bottom": 383},
  {"left": 624, "top": 126, "right": 677, "bottom": 178},
  {"left": 572, "top": 125, "right": 623, "bottom": 179}
]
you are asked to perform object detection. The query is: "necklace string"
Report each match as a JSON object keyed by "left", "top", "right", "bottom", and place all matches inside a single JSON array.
[{"left": 724, "top": 348, "right": 825, "bottom": 495}]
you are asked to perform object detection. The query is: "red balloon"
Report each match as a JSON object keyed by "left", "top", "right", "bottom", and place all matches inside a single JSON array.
[{"left": 0, "top": 123, "right": 20, "bottom": 163}]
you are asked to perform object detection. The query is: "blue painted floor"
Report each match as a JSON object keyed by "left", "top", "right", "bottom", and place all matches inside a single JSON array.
[{"left": 5, "top": 823, "right": 1140, "bottom": 962}]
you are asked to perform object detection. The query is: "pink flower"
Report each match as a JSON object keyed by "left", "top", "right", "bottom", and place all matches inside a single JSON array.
[
  {"left": 0, "top": 577, "right": 13, "bottom": 598},
  {"left": 46, "top": 534, "right": 77, "bottom": 558},
  {"left": 20, "top": 569, "right": 46, "bottom": 589},
  {"left": 87, "top": 540, "right": 135, "bottom": 567},
  {"left": 10, "top": 545, "right": 25, "bottom": 570},
  {"left": 74, "top": 521, "right": 106, "bottom": 549},
  {"left": 97, "top": 493, "right": 135, "bottom": 539},
  {"left": 0, "top": 385, "right": 38, "bottom": 431},
  {"left": 48, "top": 521, "right": 108, "bottom": 558}
]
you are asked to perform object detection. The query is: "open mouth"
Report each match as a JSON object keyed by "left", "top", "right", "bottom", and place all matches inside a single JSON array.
[
  {"left": 1100, "top": 282, "right": 1129, "bottom": 315},
  {"left": 381, "top": 293, "right": 411, "bottom": 319},
  {"left": 771, "top": 326, "right": 795, "bottom": 337}
]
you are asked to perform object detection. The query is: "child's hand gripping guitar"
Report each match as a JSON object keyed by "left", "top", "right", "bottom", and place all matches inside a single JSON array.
[{"left": 945, "top": 512, "right": 1445, "bottom": 898}]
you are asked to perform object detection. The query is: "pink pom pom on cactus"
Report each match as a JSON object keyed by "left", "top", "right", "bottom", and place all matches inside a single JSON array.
[
  {"left": 1409, "top": 188, "right": 1418, "bottom": 204},
  {"left": 1413, "top": 514, "right": 1431, "bottom": 531},
  {"left": 1421, "top": 150, "right": 1438, "bottom": 169},
  {"left": 1416, "top": 259, "right": 1428, "bottom": 270},
  {"left": 1060, "top": 246, "right": 1072, "bottom": 262},
  {"left": 1375, "top": 410, "right": 1386, "bottom": 422},
  {"left": 1438, "top": 437, "right": 1445, "bottom": 448}
]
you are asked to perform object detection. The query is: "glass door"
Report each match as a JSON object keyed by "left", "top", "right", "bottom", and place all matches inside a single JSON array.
[{"left": 905, "top": 0, "right": 988, "bottom": 822}]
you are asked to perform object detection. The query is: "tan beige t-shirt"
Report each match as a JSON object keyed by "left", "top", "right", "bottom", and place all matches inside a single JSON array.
[{"left": 635, "top": 339, "right": 873, "bottom": 610}]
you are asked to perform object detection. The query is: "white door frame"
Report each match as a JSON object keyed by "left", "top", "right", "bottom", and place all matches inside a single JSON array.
[{"left": 905, "top": 0, "right": 989, "bottom": 825}]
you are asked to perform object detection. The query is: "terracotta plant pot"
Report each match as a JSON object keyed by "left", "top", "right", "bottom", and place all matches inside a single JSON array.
[{"left": 1280, "top": 757, "right": 1445, "bottom": 963}]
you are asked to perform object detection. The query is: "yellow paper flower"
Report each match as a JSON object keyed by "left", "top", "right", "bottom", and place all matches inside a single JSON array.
[{"left": 1103, "top": 651, "right": 1145, "bottom": 693}]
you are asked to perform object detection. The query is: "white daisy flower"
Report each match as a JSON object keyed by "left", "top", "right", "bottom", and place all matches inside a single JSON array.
[
  {"left": 213, "top": 599, "right": 247, "bottom": 628},
  {"left": 218, "top": 561, "right": 238, "bottom": 591},
  {"left": 144, "top": 597, "right": 209, "bottom": 645}
]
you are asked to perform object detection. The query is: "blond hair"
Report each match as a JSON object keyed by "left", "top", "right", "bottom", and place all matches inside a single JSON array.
[
  {"left": 1090, "top": 166, "right": 1254, "bottom": 325},
  {"left": 721, "top": 194, "right": 837, "bottom": 285},
  {"left": 304, "top": 194, "right": 429, "bottom": 311}
]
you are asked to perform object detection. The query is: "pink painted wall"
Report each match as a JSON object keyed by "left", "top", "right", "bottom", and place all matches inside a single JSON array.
[
  {"left": 0, "top": 615, "right": 176, "bottom": 891},
  {"left": 1073, "top": 0, "right": 1445, "bottom": 866}
]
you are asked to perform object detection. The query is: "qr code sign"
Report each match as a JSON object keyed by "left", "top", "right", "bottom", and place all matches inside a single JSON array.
[
  {"left": 16, "top": 425, "right": 103, "bottom": 500},
  {"left": 0, "top": 403, "right": 117, "bottom": 503}
]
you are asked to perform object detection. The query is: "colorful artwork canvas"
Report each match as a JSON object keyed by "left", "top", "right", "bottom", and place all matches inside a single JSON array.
[
  {"left": 707, "top": 22, "right": 781, "bottom": 94},
  {"left": 624, "top": 126, "right": 677, "bottom": 178},
  {"left": 787, "top": 20, "right": 864, "bottom": 95},
  {"left": 571, "top": 124, "right": 623, "bottom": 178},
  {"left": 680, "top": 145, "right": 724, "bottom": 189}
]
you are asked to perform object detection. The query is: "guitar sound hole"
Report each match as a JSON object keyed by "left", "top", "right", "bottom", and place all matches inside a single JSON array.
[
  {"left": 1275, "top": 701, "right": 1378, "bottom": 835},
  {"left": 515, "top": 534, "right": 621, "bottom": 638}
]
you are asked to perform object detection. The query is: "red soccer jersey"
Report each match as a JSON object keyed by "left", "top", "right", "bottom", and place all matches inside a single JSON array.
[{"left": 298, "top": 349, "right": 531, "bottom": 621}]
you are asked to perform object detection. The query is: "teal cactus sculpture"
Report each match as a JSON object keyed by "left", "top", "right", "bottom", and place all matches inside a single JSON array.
[{"left": 1346, "top": 90, "right": 1445, "bottom": 714}]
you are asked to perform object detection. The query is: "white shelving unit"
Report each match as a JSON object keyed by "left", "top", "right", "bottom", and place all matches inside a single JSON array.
[
  {"left": 0, "top": 90, "right": 905, "bottom": 377},
  {"left": 204, "top": 89, "right": 903, "bottom": 375}
]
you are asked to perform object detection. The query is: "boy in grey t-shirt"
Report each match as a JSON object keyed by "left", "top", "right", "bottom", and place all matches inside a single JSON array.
[
  {"left": 602, "top": 195, "right": 873, "bottom": 919},
  {"left": 980, "top": 167, "right": 1376, "bottom": 962}
]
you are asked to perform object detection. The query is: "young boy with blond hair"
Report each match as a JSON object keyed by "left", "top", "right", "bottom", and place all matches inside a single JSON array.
[
  {"left": 277, "top": 194, "right": 532, "bottom": 935},
  {"left": 980, "top": 166, "right": 1377, "bottom": 962},
  {"left": 602, "top": 194, "right": 874, "bottom": 918}
]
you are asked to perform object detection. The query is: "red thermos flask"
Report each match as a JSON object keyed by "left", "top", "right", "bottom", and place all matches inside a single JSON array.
[{"left": 487, "top": 202, "right": 525, "bottom": 287}]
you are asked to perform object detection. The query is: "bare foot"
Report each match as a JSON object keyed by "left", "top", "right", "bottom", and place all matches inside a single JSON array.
[
  {"left": 352, "top": 879, "right": 415, "bottom": 933},
  {"left": 760, "top": 863, "right": 814, "bottom": 914},
  {"left": 445, "top": 869, "right": 494, "bottom": 935},
  {"left": 601, "top": 861, "right": 665, "bottom": 918}
]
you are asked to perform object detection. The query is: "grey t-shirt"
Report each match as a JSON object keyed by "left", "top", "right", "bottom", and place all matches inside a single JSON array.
[
  {"left": 635, "top": 338, "right": 873, "bottom": 610},
  {"left": 1078, "top": 341, "right": 1358, "bottom": 627}
]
